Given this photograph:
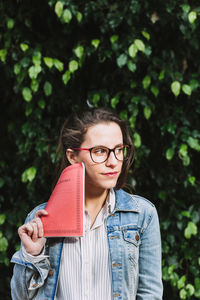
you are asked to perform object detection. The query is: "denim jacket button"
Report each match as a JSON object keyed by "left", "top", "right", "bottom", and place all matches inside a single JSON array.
[
  {"left": 32, "top": 283, "right": 38, "bottom": 288},
  {"left": 135, "top": 233, "right": 140, "bottom": 241},
  {"left": 49, "top": 269, "right": 54, "bottom": 276}
]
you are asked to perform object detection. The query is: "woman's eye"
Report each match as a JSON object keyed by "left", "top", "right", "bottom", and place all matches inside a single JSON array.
[
  {"left": 116, "top": 147, "right": 123, "bottom": 153},
  {"left": 93, "top": 148, "right": 106, "bottom": 155}
]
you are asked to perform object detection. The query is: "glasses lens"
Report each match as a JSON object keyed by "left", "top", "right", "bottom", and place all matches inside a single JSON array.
[
  {"left": 115, "top": 145, "right": 129, "bottom": 161},
  {"left": 91, "top": 147, "right": 108, "bottom": 163}
]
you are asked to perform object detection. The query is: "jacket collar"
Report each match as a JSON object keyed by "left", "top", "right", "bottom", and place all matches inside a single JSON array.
[{"left": 113, "top": 189, "right": 140, "bottom": 213}]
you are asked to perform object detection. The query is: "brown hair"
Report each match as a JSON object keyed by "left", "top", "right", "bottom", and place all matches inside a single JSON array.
[{"left": 55, "top": 107, "right": 134, "bottom": 189}]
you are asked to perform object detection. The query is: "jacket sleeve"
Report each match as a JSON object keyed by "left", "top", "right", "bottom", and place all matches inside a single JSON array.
[
  {"left": 10, "top": 250, "right": 50, "bottom": 300},
  {"left": 136, "top": 205, "right": 163, "bottom": 300},
  {"left": 10, "top": 204, "right": 50, "bottom": 300}
]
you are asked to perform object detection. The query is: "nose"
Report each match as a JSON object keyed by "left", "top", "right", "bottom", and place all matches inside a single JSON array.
[{"left": 105, "top": 150, "right": 118, "bottom": 166}]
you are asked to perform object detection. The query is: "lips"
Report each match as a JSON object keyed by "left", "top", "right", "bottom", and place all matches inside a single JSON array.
[{"left": 101, "top": 172, "right": 119, "bottom": 177}]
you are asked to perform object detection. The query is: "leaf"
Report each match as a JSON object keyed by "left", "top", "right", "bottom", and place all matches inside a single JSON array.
[
  {"left": 127, "top": 61, "right": 136, "bottom": 72},
  {"left": 31, "top": 79, "right": 39, "bottom": 92},
  {"left": 0, "top": 214, "right": 6, "bottom": 225},
  {"left": 195, "top": 278, "right": 200, "bottom": 290},
  {"left": 91, "top": 39, "right": 100, "bottom": 49},
  {"left": 186, "top": 284, "right": 195, "bottom": 296},
  {"left": 142, "top": 75, "right": 151, "bottom": 89},
  {"left": 184, "top": 221, "right": 198, "bottom": 239},
  {"left": 159, "top": 70, "right": 165, "bottom": 80},
  {"left": 110, "top": 35, "right": 119, "bottom": 44},
  {"left": 141, "top": 31, "right": 150, "bottom": 40},
  {"left": 187, "top": 137, "right": 200, "bottom": 151},
  {"left": 144, "top": 106, "right": 152, "bottom": 120},
  {"left": 21, "top": 166, "right": 37, "bottom": 183},
  {"left": 38, "top": 99, "right": 45, "bottom": 109},
  {"left": 69, "top": 60, "right": 78, "bottom": 73},
  {"left": 25, "top": 106, "right": 33, "bottom": 117},
  {"left": 181, "top": 210, "right": 191, "bottom": 218},
  {"left": 55, "top": 1, "right": 63, "bottom": 18},
  {"left": 134, "top": 39, "right": 145, "bottom": 52},
  {"left": 14, "top": 63, "right": 21, "bottom": 75},
  {"left": 0, "top": 49, "right": 7, "bottom": 63},
  {"left": 181, "top": 4, "right": 190, "bottom": 13},
  {"left": 44, "top": 57, "right": 54, "bottom": 68},
  {"left": 22, "top": 87, "right": 32, "bottom": 102},
  {"left": 20, "top": 57, "right": 30, "bottom": 68},
  {"left": 180, "top": 288, "right": 187, "bottom": 299},
  {"left": 133, "top": 132, "right": 141, "bottom": 148},
  {"left": 188, "top": 11, "right": 197, "bottom": 24},
  {"left": 120, "top": 110, "right": 128, "bottom": 120},
  {"left": 182, "top": 155, "right": 190, "bottom": 166},
  {"left": 182, "top": 84, "right": 192, "bottom": 96},
  {"left": 171, "top": 81, "right": 181, "bottom": 97},
  {"left": 111, "top": 95, "right": 119, "bottom": 109},
  {"left": 32, "top": 51, "right": 42, "bottom": 66},
  {"left": 128, "top": 43, "right": 138, "bottom": 58},
  {"left": 7, "top": 18, "right": 15, "bottom": 29},
  {"left": 117, "top": 54, "right": 127, "bottom": 68},
  {"left": 74, "top": 45, "right": 84, "bottom": 59},
  {"left": 129, "top": 116, "right": 136, "bottom": 128},
  {"left": 151, "top": 86, "right": 159, "bottom": 97},
  {"left": 28, "top": 65, "right": 42, "bottom": 79},
  {"left": 43, "top": 81, "right": 52, "bottom": 96},
  {"left": 179, "top": 144, "right": 188, "bottom": 157},
  {"left": 166, "top": 148, "right": 174, "bottom": 160},
  {"left": 62, "top": 9, "right": 72, "bottom": 23},
  {"left": 0, "top": 237, "right": 8, "bottom": 252},
  {"left": 130, "top": 82, "right": 137, "bottom": 89},
  {"left": 188, "top": 176, "right": 196, "bottom": 185},
  {"left": 92, "top": 93, "right": 100, "bottom": 106},
  {"left": 53, "top": 59, "right": 64, "bottom": 72},
  {"left": 20, "top": 43, "right": 29, "bottom": 52},
  {"left": 76, "top": 12, "right": 82, "bottom": 23},
  {"left": 62, "top": 70, "right": 71, "bottom": 85},
  {"left": 189, "top": 79, "right": 199, "bottom": 91}
]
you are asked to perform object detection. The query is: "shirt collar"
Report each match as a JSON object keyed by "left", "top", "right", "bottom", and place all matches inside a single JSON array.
[{"left": 89, "top": 188, "right": 116, "bottom": 230}]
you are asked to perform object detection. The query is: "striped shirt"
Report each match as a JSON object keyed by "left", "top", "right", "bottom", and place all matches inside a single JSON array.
[{"left": 23, "top": 189, "right": 115, "bottom": 300}]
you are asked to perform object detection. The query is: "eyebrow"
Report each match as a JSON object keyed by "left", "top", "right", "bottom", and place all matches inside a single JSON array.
[{"left": 92, "top": 143, "right": 124, "bottom": 148}]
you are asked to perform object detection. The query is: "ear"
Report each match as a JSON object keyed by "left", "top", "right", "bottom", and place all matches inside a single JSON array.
[{"left": 66, "top": 149, "right": 80, "bottom": 165}]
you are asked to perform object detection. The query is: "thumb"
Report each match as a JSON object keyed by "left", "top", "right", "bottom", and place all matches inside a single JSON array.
[{"left": 35, "top": 209, "right": 48, "bottom": 218}]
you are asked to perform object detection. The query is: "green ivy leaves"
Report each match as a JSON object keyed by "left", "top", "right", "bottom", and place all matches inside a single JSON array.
[
  {"left": 171, "top": 81, "right": 181, "bottom": 97},
  {"left": 184, "top": 221, "right": 198, "bottom": 239},
  {"left": 171, "top": 81, "right": 192, "bottom": 97},
  {"left": 55, "top": 1, "right": 73, "bottom": 24},
  {"left": 22, "top": 87, "right": 32, "bottom": 102},
  {"left": 21, "top": 166, "right": 37, "bottom": 183},
  {"left": 188, "top": 11, "right": 197, "bottom": 24}
]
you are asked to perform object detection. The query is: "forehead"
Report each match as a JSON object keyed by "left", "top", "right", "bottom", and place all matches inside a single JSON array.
[{"left": 82, "top": 122, "right": 123, "bottom": 147}]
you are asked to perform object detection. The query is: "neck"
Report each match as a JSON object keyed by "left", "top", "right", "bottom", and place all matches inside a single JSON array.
[{"left": 85, "top": 186, "right": 109, "bottom": 211}]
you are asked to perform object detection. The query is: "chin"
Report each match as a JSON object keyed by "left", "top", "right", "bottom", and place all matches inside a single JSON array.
[{"left": 101, "top": 180, "right": 118, "bottom": 190}]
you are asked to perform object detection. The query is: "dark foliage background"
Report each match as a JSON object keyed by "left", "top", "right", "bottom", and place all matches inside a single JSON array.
[{"left": 0, "top": 1, "right": 200, "bottom": 299}]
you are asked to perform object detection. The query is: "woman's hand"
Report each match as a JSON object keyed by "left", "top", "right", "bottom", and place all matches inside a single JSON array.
[{"left": 18, "top": 209, "right": 48, "bottom": 256}]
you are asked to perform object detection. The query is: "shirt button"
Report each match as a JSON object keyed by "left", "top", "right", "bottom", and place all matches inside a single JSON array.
[{"left": 48, "top": 269, "right": 54, "bottom": 276}]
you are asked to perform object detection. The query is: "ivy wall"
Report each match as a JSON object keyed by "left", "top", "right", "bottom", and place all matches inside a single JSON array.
[{"left": 0, "top": 1, "right": 200, "bottom": 299}]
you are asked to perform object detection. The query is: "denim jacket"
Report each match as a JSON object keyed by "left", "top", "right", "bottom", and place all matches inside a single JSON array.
[{"left": 11, "top": 189, "right": 163, "bottom": 299}]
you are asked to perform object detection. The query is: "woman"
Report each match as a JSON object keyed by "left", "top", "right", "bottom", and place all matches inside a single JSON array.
[{"left": 11, "top": 107, "right": 163, "bottom": 299}]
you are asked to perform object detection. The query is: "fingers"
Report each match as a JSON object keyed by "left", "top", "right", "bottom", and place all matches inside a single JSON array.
[
  {"left": 32, "top": 217, "right": 43, "bottom": 239},
  {"left": 35, "top": 209, "right": 48, "bottom": 218},
  {"left": 18, "top": 217, "right": 44, "bottom": 242}
]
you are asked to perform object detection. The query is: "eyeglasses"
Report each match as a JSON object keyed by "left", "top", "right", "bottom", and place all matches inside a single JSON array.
[{"left": 72, "top": 145, "right": 130, "bottom": 164}]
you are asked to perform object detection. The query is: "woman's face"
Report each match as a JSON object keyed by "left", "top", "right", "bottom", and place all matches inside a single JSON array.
[{"left": 69, "top": 122, "right": 124, "bottom": 194}]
